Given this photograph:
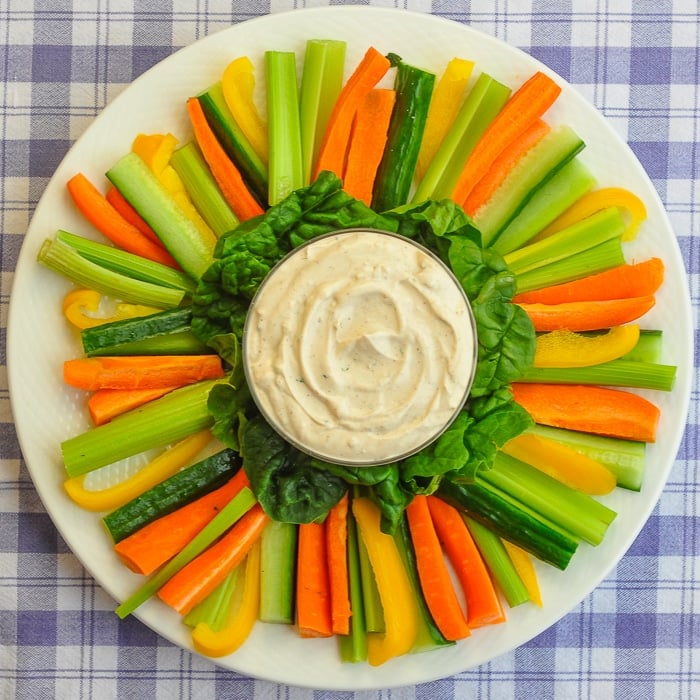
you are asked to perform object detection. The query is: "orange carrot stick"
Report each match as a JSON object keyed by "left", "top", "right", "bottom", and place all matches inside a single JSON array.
[
  {"left": 463, "top": 119, "right": 551, "bottom": 216},
  {"left": 342, "top": 88, "right": 396, "bottom": 205},
  {"left": 451, "top": 71, "right": 562, "bottom": 204},
  {"left": 115, "top": 469, "right": 250, "bottom": 576},
  {"left": 406, "top": 495, "right": 471, "bottom": 641},
  {"left": 517, "top": 295, "right": 656, "bottom": 332},
  {"left": 511, "top": 382, "right": 660, "bottom": 442},
  {"left": 296, "top": 520, "right": 333, "bottom": 638},
  {"left": 325, "top": 493, "right": 352, "bottom": 635},
  {"left": 63, "top": 355, "right": 225, "bottom": 391},
  {"left": 66, "top": 173, "right": 180, "bottom": 268},
  {"left": 157, "top": 502, "right": 268, "bottom": 615},
  {"left": 513, "top": 258, "right": 665, "bottom": 305},
  {"left": 426, "top": 495, "right": 506, "bottom": 629},
  {"left": 87, "top": 386, "right": 179, "bottom": 425},
  {"left": 313, "top": 46, "right": 392, "bottom": 180},
  {"left": 186, "top": 97, "right": 264, "bottom": 222},
  {"left": 105, "top": 186, "right": 164, "bottom": 246}
]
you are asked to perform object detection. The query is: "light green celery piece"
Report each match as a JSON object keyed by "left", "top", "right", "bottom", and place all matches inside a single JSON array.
[
  {"left": 266, "top": 51, "right": 304, "bottom": 204},
  {"left": 259, "top": 520, "right": 298, "bottom": 624},
  {"left": 464, "top": 516, "right": 530, "bottom": 608},
  {"left": 106, "top": 152, "right": 215, "bottom": 280},
  {"left": 55, "top": 229, "right": 195, "bottom": 292},
  {"left": 170, "top": 142, "right": 239, "bottom": 238},
  {"left": 514, "top": 237, "right": 625, "bottom": 294},
  {"left": 37, "top": 237, "right": 185, "bottom": 309},
  {"left": 115, "top": 487, "right": 257, "bottom": 618},
  {"left": 61, "top": 379, "right": 221, "bottom": 477},
  {"left": 339, "top": 504, "right": 367, "bottom": 663},
  {"left": 299, "top": 39, "right": 346, "bottom": 185},
  {"left": 357, "top": 528, "right": 384, "bottom": 633},
  {"left": 491, "top": 158, "right": 597, "bottom": 255},
  {"left": 183, "top": 567, "right": 239, "bottom": 629},
  {"left": 623, "top": 330, "right": 663, "bottom": 363},
  {"left": 413, "top": 73, "right": 511, "bottom": 203}
]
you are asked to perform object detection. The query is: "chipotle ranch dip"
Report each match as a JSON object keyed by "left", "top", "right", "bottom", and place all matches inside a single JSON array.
[{"left": 243, "top": 229, "right": 477, "bottom": 465}]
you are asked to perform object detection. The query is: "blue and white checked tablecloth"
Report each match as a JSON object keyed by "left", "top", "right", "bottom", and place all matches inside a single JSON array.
[{"left": 1, "top": 1, "right": 698, "bottom": 698}]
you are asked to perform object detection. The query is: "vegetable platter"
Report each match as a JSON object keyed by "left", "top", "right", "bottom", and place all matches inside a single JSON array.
[{"left": 7, "top": 6, "right": 692, "bottom": 691}]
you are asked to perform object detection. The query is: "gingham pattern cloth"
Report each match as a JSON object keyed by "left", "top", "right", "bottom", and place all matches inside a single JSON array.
[{"left": 1, "top": 1, "right": 698, "bottom": 698}]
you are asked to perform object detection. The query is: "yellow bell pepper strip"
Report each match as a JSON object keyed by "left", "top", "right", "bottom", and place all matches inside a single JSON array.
[
  {"left": 222, "top": 56, "right": 269, "bottom": 163},
  {"left": 501, "top": 432, "right": 616, "bottom": 495},
  {"left": 351, "top": 497, "right": 418, "bottom": 666},
  {"left": 501, "top": 540, "right": 543, "bottom": 607},
  {"left": 533, "top": 324, "right": 641, "bottom": 368},
  {"left": 132, "top": 133, "right": 217, "bottom": 247},
  {"left": 416, "top": 57, "right": 474, "bottom": 180},
  {"left": 63, "top": 429, "right": 213, "bottom": 511},
  {"left": 63, "top": 288, "right": 161, "bottom": 330},
  {"left": 191, "top": 540, "right": 261, "bottom": 657},
  {"left": 535, "top": 187, "right": 647, "bottom": 242}
]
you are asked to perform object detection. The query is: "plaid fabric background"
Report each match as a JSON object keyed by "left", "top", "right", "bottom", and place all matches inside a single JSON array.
[{"left": 1, "top": 1, "right": 698, "bottom": 698}]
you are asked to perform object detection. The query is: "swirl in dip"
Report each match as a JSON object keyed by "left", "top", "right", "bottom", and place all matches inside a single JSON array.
[{"left": 243, "top": 229, "right": 477, "bottom": 465}]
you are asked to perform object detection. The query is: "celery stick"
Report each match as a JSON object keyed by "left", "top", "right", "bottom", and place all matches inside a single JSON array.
[
  {"left": 183, "top": 567, "right": 239, "bottom": 629},
  {"left": 299, "top": 39, "right": 346, "bottom": 185},
  {"left": 61, "top": 379, "right": 221, "bottom": 477},
  {"left": 259, "top": 520, "right": 298, "bottom": 624},
  {"left": 55, "top": 230, "right": 195, "bottom": 292},
  {"left": 357, "top": 529, "right": 384, "bottom": 633},
  {"left": 265, "top": 51, "right": 304, "bottom": 204},
  {"left": 115, "top": 487, "right": 256, "bottom": 618},
  {"left": 514, "top": 237, "right": 625, "bottom": 294},
  {"left": 414, "top": 72, "right": 511, "bottom": 203},
  {"left": 526, "top": 424, "right": 646, "bottom": 491},
  {"left": 170, "top": 142, "right": 239, "bottom": 238},
  {"left": 106, "top": 152, "right": 215, "bottom": 280},
  {"left": 38, "top": 237, "right": 185, "bottom": 309},
  {"left": 519, "top": 359, "right": 677, "bottom": 391},
  {"left": 624, "top": 330, "right": 663, "bottom": 363},
  {"left": 339, "top": 504, "right": 367, "bottom": 663},
  {"left": 464, "top": 516, "right": 530, "bottom": 607},
  {"left": 491, "top": 158, "right": 597, "bottom": 254}
]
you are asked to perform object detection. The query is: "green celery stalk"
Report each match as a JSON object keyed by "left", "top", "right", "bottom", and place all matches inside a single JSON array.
[
  {"left": 299, "top": 39, "right": 346, "bottom": 185},
  {"left": 265, "top": 51, "right": 304, "bottom": 204},
  {"left": 339, "top": 503, "right": 367, "bottom": 663},
  {"left": 106, "top": 152, "right": 215, "bottom": 280},
  {"left": 357, "top": 527, "right": 384, "bottom": 633},
  {"left": 259, "top": 520, "right": 298, "bottom": 624},
  {"left": 115, "top": 486, "right": 257, "bottom": 618},
  {"left": 37, "top": 237, "right": 185, "bottom": 309},
  {"left": 623, "top": 330, "right": 663, "bottom": 363},
  {"left": 183, "top": 567, "right": 239, "bottom": 629},
  {"left": 170, "top": 142, "right": 240, "bottom": 238},
  {"left": 61, "top": 378, "right": 221, "bottom": 477}
]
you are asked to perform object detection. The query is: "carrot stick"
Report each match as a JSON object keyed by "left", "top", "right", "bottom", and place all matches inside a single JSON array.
[
  {"left": 186, "top": 97, "right": 264, "bottom": 222},
  {"left": 105, "top": 186, "right": 163, "bottom": 245},
  {"left": 63, "top": 355, "right": 225, "bottom": 391},
  {"left": 463, "top": 119, "right": 551, "bottom": 216},
  {"left": 517, "top": 295, "right": 656, "bottom": 332},
  {"left": 87, "top": 386, "right": 179, "bottom": 425},
  {"left": 426, "top": 495, "right": 506, "bottom": 628},
  {"left": 325, "top": 493, "right": 352, "bottom": 635},
  {"left": 451, "top": 71, "right": 562, "bottom": 204},
  {"left": 406, "top": 495, "right": 471, "bottom": 641},
  {"left": 66, "top": 173, "right": 180, "bottom": 268},
  {"left": 115, "top": 468, "right": 250, "bottom": 575},
  {"left": 342, "top": 88, "right": 396, "bottom": 205},
  {"left": 510, "top": 382, "right": 661, "bottom": 442},
  {"left": 157, "top": 502, "right": 268, "bottom": 615},
  {"left": 296, "top": 520, "right": 333, "bottom": 638},
  {"left": 513, "top": 258, "right": 665, "bottom": 305},
  {"left": 313, "top": 46, "right": 392, "bottom": 180}
]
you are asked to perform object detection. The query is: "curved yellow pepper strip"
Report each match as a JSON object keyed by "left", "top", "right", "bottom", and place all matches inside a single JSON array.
[
  {"left": 534, "top": 324, "right": 640, "bottom": 368},
  {"left": 63, "top": 289, "right": 161, "bottom": 330},
  {"left": 351, "top": 497, "right": 418, "bottom": 666},
  {"left": 221, "top": 56, "right": 269, "bottom": 163},
  {"left": 536, "top": 187, "right": 647, "bottom": 242},
  {"left": 191, "top": 540, "right": 261, "bottom": 657},
  {"left": 132, "top": 133, "right": 217, "bottom": 247},
  {"left": 63, "top": 429, "right": 213, "bottom": 512},
  {"left": 501, "top": 540, "right": 542, "bottom": 607}
]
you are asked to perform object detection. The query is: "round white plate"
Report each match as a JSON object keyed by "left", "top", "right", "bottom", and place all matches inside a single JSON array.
[{"left": 7, "top": 6, "right": 693, "bottom": 690}]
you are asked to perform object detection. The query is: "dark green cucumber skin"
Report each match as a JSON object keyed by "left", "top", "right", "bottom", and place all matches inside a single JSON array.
[
  {"left": 437, "top": 478, "right": 578, "bottom": 570},
  {"left": 372, "top": 62, "right": 435, "bottom": 212},
  {"left": 102, "top": 449, "right": 242, "bottom": 543}
]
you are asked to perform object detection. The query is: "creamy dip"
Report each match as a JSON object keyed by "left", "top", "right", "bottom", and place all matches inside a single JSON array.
[{"left": 243, "top": 229, "right": 477, "bottom": 465}]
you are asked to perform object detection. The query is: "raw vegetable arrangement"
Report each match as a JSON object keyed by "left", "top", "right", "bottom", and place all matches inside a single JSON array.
[{"left": 37, "top": 37, "right": 677, "bottom": 667}]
